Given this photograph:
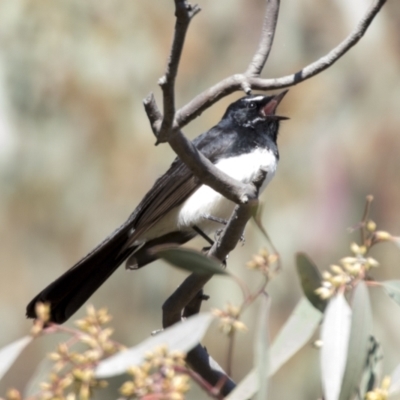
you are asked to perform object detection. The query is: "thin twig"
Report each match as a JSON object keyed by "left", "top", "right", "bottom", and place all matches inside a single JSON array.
[
  {"left": 246, "top": 0, "right": 281, "bottom": 77},
  {"left": 157, "top": 0, "right": 201, "bottom": 143},
  {"left": 360, "top": 195, "right": 374, "bottom": 245}
]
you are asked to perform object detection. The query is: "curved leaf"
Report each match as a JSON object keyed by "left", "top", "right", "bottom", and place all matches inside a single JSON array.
[
  {"left": 270, "top": 296, "right": 322, "bottom": 376},
  {"left": 0, "top": 336, "right": 32, "bottom": 381},
  {"left": 154, "top": 247, "right": 228, "bottom": 275},
  {"left": 296, "top": 253, "right": 327, "bottom": 312},
  {"left": 255, "top": 295, "right": 270, "bottom": 400},
  {"left": 95, "top": 313, "right": 213, "bottom": 378},
  {"left": 226, "top": 372, "right": 257, "bottom": 400},
  {"left": 226, "top": 297, "right": 322, "bottom": 400},
  {"left": 359, "top": 337, "right": 383, "bottom": 397},
  {"left": 321, "top": 293, "right": 352, "bottom": 400},
  {"left": 24, "top": 358, "right": 54, "bottom": 397},
  {"left": 339, "top": 282, "right": 373, "bottom": 400},
  {"left": 389, "top": 361, "right": 400, "bottom": 395}
]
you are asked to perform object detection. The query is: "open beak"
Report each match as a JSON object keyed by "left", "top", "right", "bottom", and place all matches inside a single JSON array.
[{"left": 261, "top": 90, "right": 289, "bottom": 120}]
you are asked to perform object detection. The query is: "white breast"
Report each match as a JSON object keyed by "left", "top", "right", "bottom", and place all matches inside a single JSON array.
[
  {"left": 141, "top": 148, "right": 277, "bottom": 240},
  {"left": 177, "top": 147, "right": 277, "bottom": 231}
]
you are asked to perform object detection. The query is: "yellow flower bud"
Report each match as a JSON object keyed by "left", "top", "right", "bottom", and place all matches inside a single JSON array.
[
  {"left": 119, "top": 381, "right": 135, "bottom": 397},
  {"left": 48, "top": 352, "right": 61, "bottom": 361},
  {"left": 374, "top": 231, "right": 392, "bottom": 241},
  {"left": 382, "top": 375, "right": 391, "bottom": 390},
  {"left": 315, "top": 287, "right": 333, "bottom": 300},
  {"left": 366, "top": 257, "right": 379, "bottom": 268},
  {"left": 367, "top": 220, "right": 377, "bottom": 232},
  {"left": 6, "top": 389, "right": 21, "bottom": 400},
  {"left": 322, "top": 271, "right": 332, "bottom": 280},
  {"left": 35, "top": 302, "right": 50, "bottom": 322},
  {"left": 330, "top": 265, "right": 344, "bottom": 275}
]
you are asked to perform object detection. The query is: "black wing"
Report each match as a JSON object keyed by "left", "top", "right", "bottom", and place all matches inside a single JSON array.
[
  {"left": 26, "top": 124, "right": 232, "bottom": 323},
  {"left": 126, "top": 124, "right": 233, "bottom": 239}
]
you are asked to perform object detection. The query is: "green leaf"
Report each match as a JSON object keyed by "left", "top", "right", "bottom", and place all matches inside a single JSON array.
[
  {"left": 255, "top": 295, "right": 270, "bottom": 400},
  {"left": 225, "top": 372, "right": 257, "bottom": 400},
  {"left": 24, "top": 358, "right": 54, "bottom": 397},
  {"left": 270, "top": 297, "right": 322, "bottom": 376},
  {"left": 95, "top": 313, "right": 214, "bottom": 378},
  {"left": 358, "top": 337, "right": 383, "bottom": 397},
  {"left": 154, "top": 247, "right": 228, "bottom": 275},
  {"left": 321, "top": 293, "right": 352, "bottom": 400},
  {"left": 296, "top": 252, "right": 327, "bottom": 312},
  {"left": 389, "top": 361, "right": 400, "bottom": 395},
  {"left": 339, "top": 282, "right": 373, "bottom": 400},
  {"left": 0, "top": 336, "right": 32, "bottom": 381},
  {"left": 226, "top": 297, "right": 322, "bottom": 400},
  {"left": 381, "top": 280, "right": 400, "bottom": 306}
]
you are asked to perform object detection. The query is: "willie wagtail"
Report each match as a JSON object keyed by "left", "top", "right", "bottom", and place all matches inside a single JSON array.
[{"left": 26, "top": 91, "right": 288, "bottom": 323}]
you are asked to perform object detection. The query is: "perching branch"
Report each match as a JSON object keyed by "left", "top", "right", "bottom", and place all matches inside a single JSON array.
[
  {"left": 161, "top": 171, "right": 266, "bottom": 396},
  {"left": 143, "top": 0, "right": 386, "bottom": 396},
  {"left": 145, "top": 1, "right": 251, "bottom": 205}
]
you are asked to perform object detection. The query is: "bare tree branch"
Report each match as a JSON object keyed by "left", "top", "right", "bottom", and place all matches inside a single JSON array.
[
  {"left": 157, "top": 0, "right": 201, "bottom": 143},
  {"left": 161, "top": 171, "right": 265, "bottom": 395},
  {"left": 246, "top": 0, "right": 281, "bottom": 77},
  {"left": 173, "top": 0, "right": 386, "bottom": 129},
  {"left": 143, "top": 1, "right": 261, "bottom": 206}
]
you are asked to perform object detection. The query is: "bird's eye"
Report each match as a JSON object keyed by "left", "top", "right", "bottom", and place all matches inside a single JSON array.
[{"left": 248, "top": 102, "right": 256, "bottom": 109}]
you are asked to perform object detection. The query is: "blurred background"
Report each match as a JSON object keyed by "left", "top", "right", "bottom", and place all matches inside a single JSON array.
[{"left": 0, "top": 0, "right": 399, "bottom": 398}]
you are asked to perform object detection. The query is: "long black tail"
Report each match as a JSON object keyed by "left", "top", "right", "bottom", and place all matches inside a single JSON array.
[
  {"left": 26, "top": 227, "right": 196, "bottom": 324},
  {"left": 26, "top": 224, "right": 133, "bottom": 324}
]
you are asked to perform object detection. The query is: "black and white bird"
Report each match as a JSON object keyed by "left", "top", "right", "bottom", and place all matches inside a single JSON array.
[{"left": 26, "top": 91, "right": 288, "bottom": 324}]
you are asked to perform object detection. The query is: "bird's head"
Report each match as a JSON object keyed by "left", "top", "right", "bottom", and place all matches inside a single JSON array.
[{"left": 223, "top": 90, "right": 289, "bottom": 129}]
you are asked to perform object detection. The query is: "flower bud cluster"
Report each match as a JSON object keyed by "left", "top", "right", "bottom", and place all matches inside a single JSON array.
[
  {"left": 39, "top": 306, "right": 119, "bottom": 400},
  {"left": 315, "top": 242, "right": 379, "bottom": 300},
  {"left": 119, "top": 345, "right": 189, "bottom": 400},
  {"left": 246, "top": 248, "right": 278, "bottom": 276},
  {"left": 212, "top": 303, "right": 247, "bottom": 335}
]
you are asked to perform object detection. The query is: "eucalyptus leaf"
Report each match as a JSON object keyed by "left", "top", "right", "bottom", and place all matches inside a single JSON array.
[
  {"left": 381, "top": 280, "right": 400, "bottom": 307},
  {"left": 226, "top": 297, "right": 322, "bottom": 400},
  {"left": 24, "top": 358, "right": 54, "bottom": 397},
  {"left": 0, "top": 336, "right": 32, "bottom": 381},
  {"left": 389, "top": 361, "right": 400, "bottom": 395},
  {"left": 321, "top": 293, "right": 352, "bottom": 400},
  {"left": 296, "top": 252, "right": 327, "bottom": 312},
  {"left": 225, "top": 372, "right": 257, "bottom": 400},
  {"left": 95, "top": 313, "right": 213, "bottom": 378},
  {"left": 339, "top": 282, "right": 372, "bottom": 400},
  {"left": 255, "top": 295, "right": 270, "bottom": 400},
  {"left": 154, "top": 247, "right": 228, "bottom": 275},
  {"left": 358, "top": 337, "right": 383, "bottom": 398},
  {"left": 270, "top": 297, "right": 322, "bottom": 376}
]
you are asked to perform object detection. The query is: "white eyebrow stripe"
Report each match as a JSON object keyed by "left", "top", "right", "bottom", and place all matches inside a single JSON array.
[{"left": 243, "top": 96, "right": 265, "bottom": 103}]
